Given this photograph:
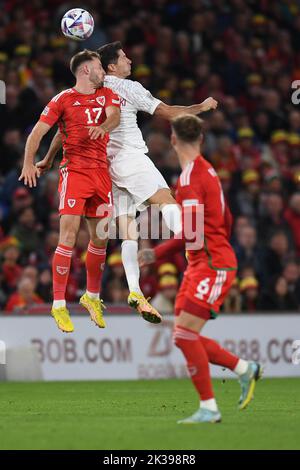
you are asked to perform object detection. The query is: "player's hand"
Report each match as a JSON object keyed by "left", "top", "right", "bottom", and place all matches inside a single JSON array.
[
  {"left": 138, "top": 248, "right": 156, "bottom": 267},
  {"left": 87, "top": 126, "right": 107, "bottom": 140},
  {"left": 18, "top": 164, "right": 40, "bottom": 188},
  {"left": 36, "top": 157, "right": 53, "bottom": 176},
  {"left": 200, "top": 97, "right": 218, "bottom": 112}
]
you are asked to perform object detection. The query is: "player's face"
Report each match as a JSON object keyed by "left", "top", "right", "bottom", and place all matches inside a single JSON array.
[
  {"left": 89, "top": 58, "right": 105, "bottom": 87},
  {"left": 115, "top": 49, "right": 132, "bottom": 78}
]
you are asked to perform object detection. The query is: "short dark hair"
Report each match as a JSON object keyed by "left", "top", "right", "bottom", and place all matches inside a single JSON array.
[
  {"left": 70, "top": 49, "right": 100, "bottom": 76},
  {"left": 172, "top": 115, "right": 204, "bottom": 143},
  {"left": 97, "top": 41, "right": 122, "bottom": 72}
]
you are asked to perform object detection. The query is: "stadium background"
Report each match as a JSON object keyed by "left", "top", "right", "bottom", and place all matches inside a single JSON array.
[{"left": 1, "top": 0, "right": 300, "bottom": 315}]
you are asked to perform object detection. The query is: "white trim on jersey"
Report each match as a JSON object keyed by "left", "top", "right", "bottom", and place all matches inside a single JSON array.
[
  {"left": 207, "top": 270, "right": 227, "bottom": 304},
  {"left": 59, "top": 168, "right": 69, "bottom": 210},
  {"left": 52, "top": 88, "right": 74, "bottom": 103},
  {"left": 180, "top": 161, "right": 194, "bottom": 187}
]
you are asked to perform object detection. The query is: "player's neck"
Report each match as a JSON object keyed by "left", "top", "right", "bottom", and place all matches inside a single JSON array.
[
  {"left": 107, "top": 72, "right": 126, "bottom": 79},
  {"left": 73, "top": 80, "right": 97, "bottom": 95},
  {"left": 177, "top": 144, "right": 200, "bottom": 170}
]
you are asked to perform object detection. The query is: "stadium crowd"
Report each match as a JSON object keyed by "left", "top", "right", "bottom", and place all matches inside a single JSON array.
[{"left": 1, "top": 0, "right": 300, "bottom": 313}]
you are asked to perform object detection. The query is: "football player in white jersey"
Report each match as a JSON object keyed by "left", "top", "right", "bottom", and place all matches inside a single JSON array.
[{"left": 38, "top": 42, "right": 217, "bottom": 324}]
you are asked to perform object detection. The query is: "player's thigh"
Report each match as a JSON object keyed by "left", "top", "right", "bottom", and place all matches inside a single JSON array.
[
  {"left": 112, "top": 183, "right": 137, "bottom": 219},
  {"left": 175, "top": 311, "right": 207, "bottom": 333},
  {"left": 147, "top": 188, "right": 176, "bottom": 205},
  {"left": 59, "top": 214, "right": 81, "bottom": 246}
]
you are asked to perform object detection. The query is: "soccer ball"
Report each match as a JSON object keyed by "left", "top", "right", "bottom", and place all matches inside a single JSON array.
[{"left": 61, "top": 9, "right": 94, "bottom": 41}]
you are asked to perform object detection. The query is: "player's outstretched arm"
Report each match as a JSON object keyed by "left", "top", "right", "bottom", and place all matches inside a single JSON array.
[
  {"left": 138, "top": 238, "right": 185, "bottom": 267},
  {"left": 88, "top": 105, "right": 120, "bottom": 140},
  {"left": 19, "top": 121, "right": 52, "bottom": 188},
  {"left": 154, "top": 97, "right": 218, "bottom": 120},
  {"left": 36, "top": 129, "right": 62, "bottom": 176}
]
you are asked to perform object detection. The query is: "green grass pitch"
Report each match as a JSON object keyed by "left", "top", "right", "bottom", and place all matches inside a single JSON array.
[{"left": 0, "top": 378, "right": 299, "bottom": 450}]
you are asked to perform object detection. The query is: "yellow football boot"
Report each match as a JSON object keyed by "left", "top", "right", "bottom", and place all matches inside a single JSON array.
[
  {"left": 128, "top": 292, "right": 162, "bottom": 324},
  {"left": 51, "top": 306, "right": 74, "bottom": 333},
  {"left": 79, "top": 293, "right": 106, "bottom": 328}
]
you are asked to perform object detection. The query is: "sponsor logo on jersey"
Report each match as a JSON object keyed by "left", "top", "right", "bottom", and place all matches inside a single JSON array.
[
  {"left": 68, "top": 199, "right": 76, "bottom": 208},
  {"left": 96, "top": 96, "right": 105, "bottom": 106},
  {"left": 41, "top": 106, "right": 49, "bottom": 116},
  {"left": 73, "top": 101, "right": 81, "bottom": 106},
  {"left": 87, "top": 99, "right": 95, "bottom": 103},
  {"left": 56, "top": 266, "right": 69, "bottom": 275}
]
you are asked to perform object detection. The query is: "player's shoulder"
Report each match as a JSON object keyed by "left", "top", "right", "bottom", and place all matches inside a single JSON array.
[
  {"left": 194, "top": 155, "right": 217, "bottom": 178},
  {"left": 98, "top": 86, "right": 116, "bottom": 95},
  {"left": 51, "top": 88, "right": 74, "bottom": 103}
]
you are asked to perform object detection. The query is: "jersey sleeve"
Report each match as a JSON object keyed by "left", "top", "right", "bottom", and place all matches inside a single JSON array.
[
  {"left": 126, "top": 81, "right": 161, "bottom": 114},
  {"left": 105, "top": 89, "right": 121, "bottom": 109},
  {"left": 39, "top": 98, "right": 62, "bottom": 127}
]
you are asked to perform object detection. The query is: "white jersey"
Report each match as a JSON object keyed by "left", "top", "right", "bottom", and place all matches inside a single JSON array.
[{"left": 104, "top": 75, "right": 161, "bottom": 157}]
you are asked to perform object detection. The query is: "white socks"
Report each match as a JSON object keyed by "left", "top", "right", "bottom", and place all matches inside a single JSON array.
[
  {"left": 234, "top": 358, "right": 249, "bottom": 376},
  {"left": 86, "top": 291, "right": 99, "bottom": 300},
  {"left": 161, "top": 204, "right": 182, "bottom": 235},
  {"left": 200, "top": 398, "right": 218, "bottom": 412},
  {"left": 52, "top": 300, "right": 66, "bottom": 309},
  {"left": 121, "top": 240, "right": 142, "bottom": 294}
]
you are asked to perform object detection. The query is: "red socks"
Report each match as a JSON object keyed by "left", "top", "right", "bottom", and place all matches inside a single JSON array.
[
  {"left": 173, "top": 326, "right": 214, "bottom": 400},
  {"left": 86, "top": 242, "right": 106, "bottom": 294},
  {"left": 52, "top": 244, "right": 72, "bottom": 301},
  {"left": 200, "top": 336, "right": 239, "bottom": 370}
]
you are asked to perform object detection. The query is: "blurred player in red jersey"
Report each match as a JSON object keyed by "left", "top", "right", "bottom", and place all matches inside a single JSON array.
[
  {"left": 19, "top": 50, "right": 120, "bottom": 333},
  {"left": 139, "top": 115, "right": 262, "bottom": 423}
]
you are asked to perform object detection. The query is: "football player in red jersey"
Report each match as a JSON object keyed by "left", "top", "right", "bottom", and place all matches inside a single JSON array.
[
  {"left": 19, "top": 50, "right": 120, "bottom": 333},
  {"left": 139, "top": 115, "right": 263, "bottom": 423}
]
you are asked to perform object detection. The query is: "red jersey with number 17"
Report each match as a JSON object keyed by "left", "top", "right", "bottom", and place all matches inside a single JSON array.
[
  {"left": 176, "top": 155, "right": 237, "bottom": 270},
  {"left": 39, "top": 87, "right": 120, "bottom": 170}
]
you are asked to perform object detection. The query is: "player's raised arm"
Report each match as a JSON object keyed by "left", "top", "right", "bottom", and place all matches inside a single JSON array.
[
  {"left": 88, "top": 104, "right": 120, "bottom": 140},
  {"left": 36, "top": 129, "right": 62, "bottom": 176},
  {"left": 19, "top": 121, "right": 52, "bottom": 188},
  {"left": 154, "top": 97, "right": 218, "bottom": 120}
]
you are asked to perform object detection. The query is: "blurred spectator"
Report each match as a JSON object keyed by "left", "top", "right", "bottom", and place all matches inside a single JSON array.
[
  {"left": 240, "top": 276, "right": 259, "bottom": 312},
  {"left": 259, "top": 276, "right": 299, "bottom": 311},
  {"left": 151, "top": 275, "right": 178, "bottom": 314},
  {"left": 223, "top": 278, "right": 242, "bottom": 313},
  {"left": 284, "top": 193, "right": 300, "bottom": 255},
  {"left": 5, "top": 276, "right": 43, "bottom": 313}
]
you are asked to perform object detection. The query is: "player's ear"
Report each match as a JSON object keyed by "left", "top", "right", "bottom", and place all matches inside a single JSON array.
[
  {"left": 170, "top": 131, "right": 177, "bottom": 147},
  {"left": 107, "top": 63, "right": 116, "bottom": 74},
  {"left": 83, "top": 63, "right": 90, "bottom": 75}
]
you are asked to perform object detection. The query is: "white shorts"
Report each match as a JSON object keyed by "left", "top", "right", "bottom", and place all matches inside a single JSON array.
[{"left": 109, "top": 151, "right": 169, "bottom": 218}]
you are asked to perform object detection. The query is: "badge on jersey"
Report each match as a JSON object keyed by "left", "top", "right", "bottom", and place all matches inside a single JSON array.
[{"left": 96, "top": 96, "right": 105, "bottom": 106}]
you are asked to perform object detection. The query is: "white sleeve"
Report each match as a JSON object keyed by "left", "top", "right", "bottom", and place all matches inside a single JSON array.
[{"left": 120, "top": 80, "right": 161, "bottom": 114}]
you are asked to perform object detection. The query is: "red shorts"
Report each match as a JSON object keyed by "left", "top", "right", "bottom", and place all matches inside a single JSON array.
[
  {"left": 58, "top": 167, "right": 112, "bottom": 217},
  {"left": 175, "top": 262, "right": 236, "bottom": 320}
]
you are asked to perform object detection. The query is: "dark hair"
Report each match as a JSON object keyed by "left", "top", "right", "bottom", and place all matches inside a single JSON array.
[
  {"left": 171, "top": 114, "right": 204, "bottom": 143},
  {"left": 97, "top": 41, "right": 122, "bottom": 72},
  {"left": 70, "top": 49, "right": 100, "bottom": 76}
]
